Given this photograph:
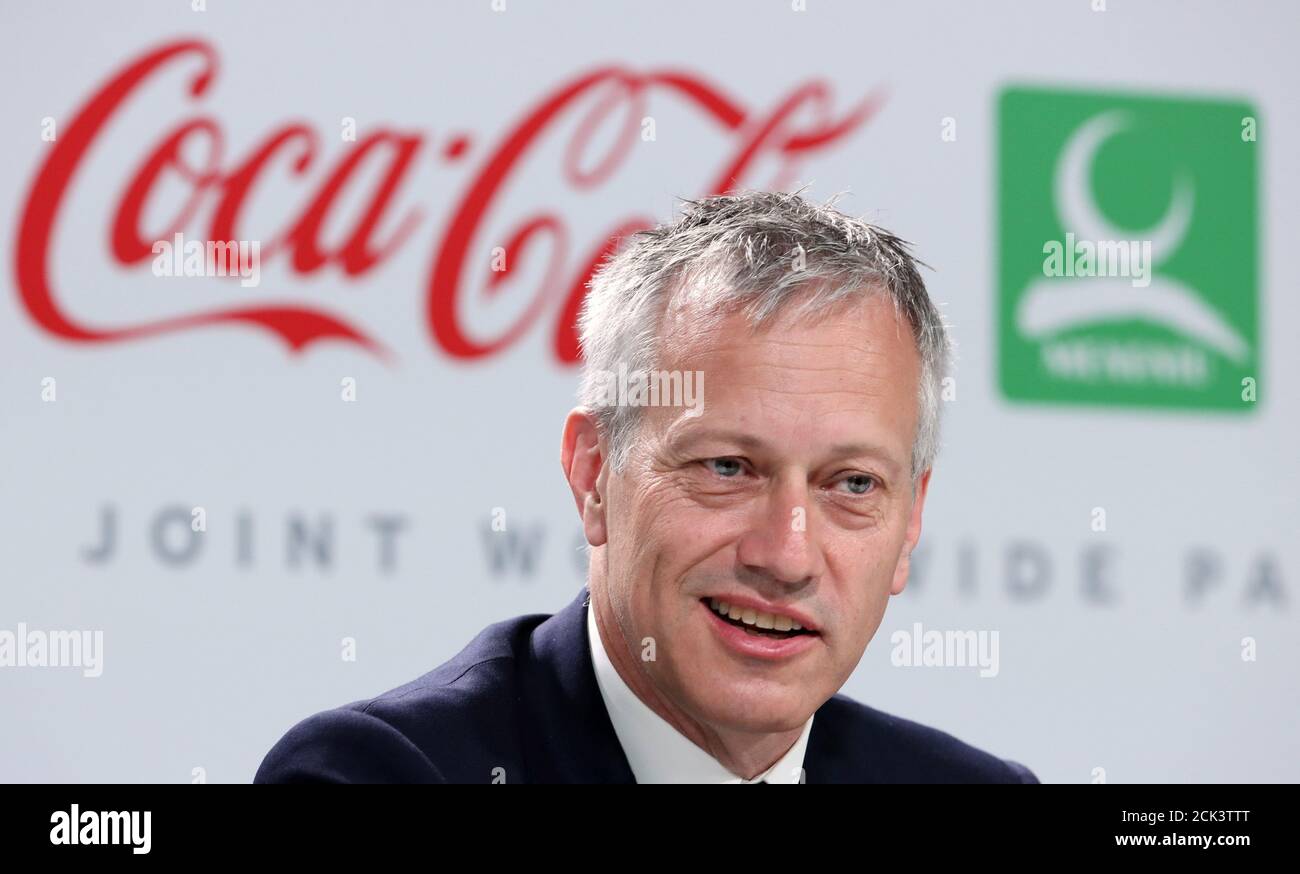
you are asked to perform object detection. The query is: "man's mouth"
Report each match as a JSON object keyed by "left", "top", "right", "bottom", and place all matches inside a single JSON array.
[{"left": 701, "top": 597, "right": 817, "bottom": 640}]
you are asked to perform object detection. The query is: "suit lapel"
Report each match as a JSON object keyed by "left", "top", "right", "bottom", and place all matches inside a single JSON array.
[
  {"left": 802, "top": 697, "right": 877, "bottom": 783},
  {"left": 519, "top": 586, "right": 637, "bottom": 783}
]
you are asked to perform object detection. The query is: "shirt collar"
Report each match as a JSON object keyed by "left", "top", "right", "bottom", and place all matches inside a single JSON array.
[{"left": 586, "top": 595, "right": 812, "bottom": 783}]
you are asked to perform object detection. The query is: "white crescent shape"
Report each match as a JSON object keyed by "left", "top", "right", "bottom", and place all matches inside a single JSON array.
[{"left": 1055, "top": 110, "right": 1194, "bottom": 264}]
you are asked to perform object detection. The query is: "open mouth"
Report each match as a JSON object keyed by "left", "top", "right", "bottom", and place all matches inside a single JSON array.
[{"left": 701, "top": 597, "right": 817, "bottom": 640}]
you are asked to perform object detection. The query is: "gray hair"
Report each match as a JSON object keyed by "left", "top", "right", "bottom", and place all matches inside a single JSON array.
[{"left": 576, "top": 188, "right": 953, "bottom": 486}]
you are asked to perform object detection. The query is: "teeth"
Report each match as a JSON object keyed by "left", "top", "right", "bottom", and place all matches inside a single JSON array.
[{"left": 708, "top": 598, "right": 804, "bottom": 632}]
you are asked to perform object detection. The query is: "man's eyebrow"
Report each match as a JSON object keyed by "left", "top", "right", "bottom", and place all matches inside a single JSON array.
[
  {"left": 669, "top": 428, "right": 767, "bottom": 452},
  {"left": 669, "top": 428, "right": 905, "bottom": 474}
]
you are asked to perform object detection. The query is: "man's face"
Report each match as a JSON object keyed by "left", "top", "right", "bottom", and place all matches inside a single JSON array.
[{"left": 597, "top": 293, "right": 930, "bottom": 734}]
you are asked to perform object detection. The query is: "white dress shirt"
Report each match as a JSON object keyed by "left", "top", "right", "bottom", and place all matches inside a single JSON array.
[{"left": 586, "top": 596, "right": 813, "bottom": 783}]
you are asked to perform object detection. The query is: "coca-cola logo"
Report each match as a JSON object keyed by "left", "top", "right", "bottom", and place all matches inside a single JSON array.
[{"left": 14, "top": 38, "right": 883, "bottom": 362}]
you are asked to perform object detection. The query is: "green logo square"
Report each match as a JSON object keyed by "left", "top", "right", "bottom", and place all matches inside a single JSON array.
[{"left": 997, "top": 86, "right": 1259, "bottom": 410}]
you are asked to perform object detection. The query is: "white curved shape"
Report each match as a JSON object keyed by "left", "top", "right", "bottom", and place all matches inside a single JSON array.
[
  {"left": 1016, "top": 276, "right": 1249, "bottom": 363},
  {"left": 1055, "top": 111, "right": 1195, "bottom": 264}
]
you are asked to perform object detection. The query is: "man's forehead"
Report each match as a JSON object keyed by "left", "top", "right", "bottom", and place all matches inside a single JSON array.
[
  {"left": 654, "top": 309, "right": 919, "bottom": 409},
  {"left": 658, "top": 292, "right": 912, "bottom": 363}
]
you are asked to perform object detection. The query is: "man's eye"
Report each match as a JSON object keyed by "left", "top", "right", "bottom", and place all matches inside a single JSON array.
[
  {"left": 703, "top": 458, "right": 744, "bottom": 478},
  {"left": 837, "top": 474, "right": 876, "bottom": 495}
]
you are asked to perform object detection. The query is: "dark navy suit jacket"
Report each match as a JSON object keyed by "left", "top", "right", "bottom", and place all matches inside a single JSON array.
[{"left": 255, "top": 586, "right": 1039, "bottom": 783}]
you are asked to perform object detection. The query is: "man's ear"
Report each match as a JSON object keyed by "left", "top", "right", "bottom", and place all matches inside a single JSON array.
[
  {"left": 561, "top": 408, "right": 608, "bottom": 548},
  {"left": 890, "top": 468, "right": 932, "bottom": 596}
]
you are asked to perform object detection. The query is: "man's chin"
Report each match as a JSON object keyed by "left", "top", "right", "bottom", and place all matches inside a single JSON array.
[{"left": 686, "top": 685, "right": 819, "bottom": 734}]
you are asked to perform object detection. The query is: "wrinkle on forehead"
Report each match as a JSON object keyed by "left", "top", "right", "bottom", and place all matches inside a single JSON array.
[
  {"left": 658, "top": 277, "right": 911, "bottom": 351},
  {"left": 658, "top": 293, "right": 919, "bottom": 384}
]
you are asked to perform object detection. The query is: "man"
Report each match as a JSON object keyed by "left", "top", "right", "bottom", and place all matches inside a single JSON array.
[{"left": 255, "top": 189, "right": 1038, "bottom": 784}]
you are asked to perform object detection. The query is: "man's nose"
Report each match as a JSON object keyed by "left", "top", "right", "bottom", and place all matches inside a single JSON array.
[{"left": 735, "top": 477, "right": 826, "bottom": 585}]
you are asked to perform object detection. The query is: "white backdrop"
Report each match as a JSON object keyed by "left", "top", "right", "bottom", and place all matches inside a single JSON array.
[{"left": 1, "top": 0, "right": 1295, "bottom": 783}]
